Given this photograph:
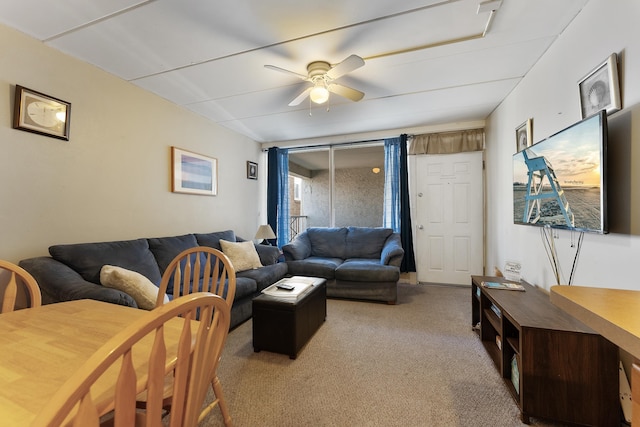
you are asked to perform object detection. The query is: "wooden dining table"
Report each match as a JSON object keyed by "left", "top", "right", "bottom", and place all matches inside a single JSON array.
[{"left": 0, "top": 299, "right": 187, "bottom": 426}]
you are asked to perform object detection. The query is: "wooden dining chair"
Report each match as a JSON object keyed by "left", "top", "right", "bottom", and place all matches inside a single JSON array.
[
  {"left": 156, "top": 246, "right": 236, "bottom": 308},
  {"left": 153, "top": 246, "right": 236, "bottom": 426},
  {"left": 31, "top": 292, "right": 230, "bottom": 427},
  {"left": 0, "top": 259, "right": 42, "bottom": 312}
]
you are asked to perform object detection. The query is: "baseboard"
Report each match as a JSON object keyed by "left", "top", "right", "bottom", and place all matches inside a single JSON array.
[{"left": 399, "top": 272, "right": 417, "bottom": 285}]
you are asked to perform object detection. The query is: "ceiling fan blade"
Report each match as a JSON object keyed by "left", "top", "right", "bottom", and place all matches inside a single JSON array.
[
  {"left": 326, "top": 54, "right": 365, "bottom": 80},
  {"left": 288, "top": 87, "right": 312, "bottom": 106},
  {"left": 264, "top": 64, "right": 308, "bottom": 81},
  {"left": 328, "top": 83, "right": 364, "bottom": 102}
]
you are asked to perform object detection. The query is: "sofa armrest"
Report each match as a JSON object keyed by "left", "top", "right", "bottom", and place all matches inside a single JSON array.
[
  {"left": 282, "top": 232, "right": 311, "bottom": 261},
  {"left": 19, "top": 257, "right": 138, "bottom": 307},
  {"left": 380, "top": 233, "right": 404, "bottom": 267},
  {"left": 253, "top": 244, "right": 281, "bottom": 265}
]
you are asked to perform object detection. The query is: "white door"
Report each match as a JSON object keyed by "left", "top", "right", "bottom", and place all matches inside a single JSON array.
[{"left": 415, "top": 151, "right": 483, "bottom": 285}]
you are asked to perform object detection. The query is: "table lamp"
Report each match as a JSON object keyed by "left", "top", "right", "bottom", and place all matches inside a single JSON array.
[{"left": 255, "top": 224, "right": 276, "bottom": 245}]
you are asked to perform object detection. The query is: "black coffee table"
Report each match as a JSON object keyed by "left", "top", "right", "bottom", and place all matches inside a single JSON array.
[{"left": 252, "top": 277, "right": 326, "bottom": 359}]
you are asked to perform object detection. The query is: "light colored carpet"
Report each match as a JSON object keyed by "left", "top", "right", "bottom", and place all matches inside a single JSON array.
[{"left": 199, "top": 284, "right": 568, "bottom": 427}]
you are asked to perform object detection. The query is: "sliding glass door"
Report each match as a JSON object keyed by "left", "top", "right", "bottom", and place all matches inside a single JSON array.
[
  {"left": 287, "top": 143, "right": 384, "bottom": 236},
  {"left": 333, "top": 145, "right": 384, "bottom": 227}
]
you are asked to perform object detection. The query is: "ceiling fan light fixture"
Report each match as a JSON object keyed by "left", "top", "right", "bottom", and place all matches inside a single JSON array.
[{"left": 310, "top": 83, "right": 329, "bottom": 104}]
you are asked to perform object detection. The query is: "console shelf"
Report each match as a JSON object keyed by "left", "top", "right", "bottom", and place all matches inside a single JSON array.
[{"left": 471, "top": 276, "right": 619, "bottom": 425}]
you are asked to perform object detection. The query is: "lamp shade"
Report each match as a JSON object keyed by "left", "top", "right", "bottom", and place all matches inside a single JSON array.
[{"left": 255, "top": 224, "right": 276, "bottom": 240}]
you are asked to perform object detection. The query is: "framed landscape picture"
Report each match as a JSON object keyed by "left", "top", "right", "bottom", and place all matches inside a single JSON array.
[
  {"left": 171, "top": 147, "right": 217, "bottom": 196},
  {"left": 578, "top": 53, "right": 621, "bottom": 118}
]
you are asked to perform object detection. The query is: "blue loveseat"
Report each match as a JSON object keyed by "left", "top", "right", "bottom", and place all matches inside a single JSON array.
[
  {"left": 19, "top": 230, "right": 287, "bottom": 329},
  {"left": 282, "top": 227, "right": 404, "bottom": 304}
]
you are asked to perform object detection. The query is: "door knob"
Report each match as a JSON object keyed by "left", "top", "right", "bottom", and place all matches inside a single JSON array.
[{"left": 418, "top": 225, "right": 424, "bottom": 230}]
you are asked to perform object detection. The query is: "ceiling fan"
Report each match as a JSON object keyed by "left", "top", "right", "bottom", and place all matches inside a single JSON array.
[{"left": 265, "top": 54, "right": 365, "bottom": 106}]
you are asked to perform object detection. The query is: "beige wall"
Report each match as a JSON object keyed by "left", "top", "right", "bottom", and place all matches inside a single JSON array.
[{"left": 0, "top": 24, "right": 263, "bottom": 262}]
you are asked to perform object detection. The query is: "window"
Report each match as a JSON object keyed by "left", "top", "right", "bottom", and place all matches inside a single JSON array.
[
  {"left": 293, "top": 177, "right": 302, "bottom": 201},
  {"left": 288, "top": 144, "right": 384, "bottom": 229}
]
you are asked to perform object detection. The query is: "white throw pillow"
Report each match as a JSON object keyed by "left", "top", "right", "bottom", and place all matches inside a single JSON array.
[
  {"left": 100, "top": 265, "right": 168, "bottom": 310},
  {"left": 219, "top": 240, "right": 263, "bottom": 272}
]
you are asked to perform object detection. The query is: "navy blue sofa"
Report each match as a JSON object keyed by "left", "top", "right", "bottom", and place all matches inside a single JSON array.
[
  {"left": 282, "top": 227, "right": 404, "bottom": 304},
  {"left": 19, "top": 230, "right": 287, "bottom": 329}
]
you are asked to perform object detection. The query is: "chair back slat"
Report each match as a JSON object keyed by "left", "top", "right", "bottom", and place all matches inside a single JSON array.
[
  {"left": 73, "top": 395, "right": 99, "bottom": 427},
  {"left": 202, "top": 256, "right": 213, "bottom": 292},
  {"left": 1, "top": 274, "right": 18, "bottom": 313},
  {"left": 144, "top": 326, "right": 167, "bottom": 422},
  {"left": 113, "top": 350, "right": 137, "bottom": 425}
]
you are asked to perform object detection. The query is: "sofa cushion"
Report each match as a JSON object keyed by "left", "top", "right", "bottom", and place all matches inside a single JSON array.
[
  {"left": 237, "top": 262, "right": 288, "bottom": 292},
  {"left": 100, "top": 265, "right": 169, "bottom": 310},
  {"left": 345, "top": 227, "right": 393, "bottom": 259},
  {"left": 147, "top": 234, "right": 205, "bottom": 295},
  {"left": 286, "top": 257, "right": 343, "bottom": 279},
  {"left": 307, "top": 227, "right": 348, "bottom": 259},
  {"left": 335, "top": 259, "right": 400, "bottom": 282},
  {"left": 194, "top": 230, "right": 236, "bottom": 250},
  {"left": 49, "top": 239, "right": 162, "bottom": 285},
  {"left": 220, "top": 240, "right": 263, "bottom": 272},
  {"left": 254, "top": 244, "right": 283, "bottom": 266},
  {"left": 147, "top": 234, "right": 200, "bottom": 273},
  {"left": 235, "top": 276, "right": 258, "bottom": 300}
]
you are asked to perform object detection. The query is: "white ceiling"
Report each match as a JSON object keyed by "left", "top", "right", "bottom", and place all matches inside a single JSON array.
[{"left": 1, "top": 0, "right": 588, "bottom": 143}]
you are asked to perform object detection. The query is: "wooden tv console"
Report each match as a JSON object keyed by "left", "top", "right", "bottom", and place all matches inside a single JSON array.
[{"left": 471, "top": 276, "right": 618, "bottom": 425}]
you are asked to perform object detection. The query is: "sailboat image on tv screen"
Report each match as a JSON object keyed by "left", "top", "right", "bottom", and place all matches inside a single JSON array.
[{"left": 521, "top": 149, "right": 574, "bottom": 227}]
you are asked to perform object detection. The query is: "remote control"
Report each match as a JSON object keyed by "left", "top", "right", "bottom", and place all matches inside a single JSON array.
[{"left": 276, "top": 283, "right": 295, "bottom": 291}]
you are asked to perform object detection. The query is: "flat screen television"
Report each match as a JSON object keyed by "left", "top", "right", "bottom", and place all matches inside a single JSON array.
[{"left": 513, "top": 110, "right": 608, "bottom": 233}]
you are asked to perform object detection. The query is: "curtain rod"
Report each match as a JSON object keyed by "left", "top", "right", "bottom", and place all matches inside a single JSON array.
[{"left": 261, "top": 136, "right": 412, "bottom": 152}]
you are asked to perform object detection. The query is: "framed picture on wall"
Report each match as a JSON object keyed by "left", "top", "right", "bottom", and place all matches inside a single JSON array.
[
  {"left": 578, "top": 53, "right": 621, "bottom": 119},
  {"left": 171, "top": 146, "right": 217, "bottom": 196},
  {"left": 247, "top": 161, "right": 258, "bottom": 180},
  {"left": 13, "top": 85, "right": 71, "bottom": 140},
  {"left": 515, "top": 118, "right": 532, "bottom": 152}
]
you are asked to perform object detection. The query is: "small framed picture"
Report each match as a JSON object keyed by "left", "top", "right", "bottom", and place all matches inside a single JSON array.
[
  {"left": 247, "top": 161, "right": 258, "bottom": 180},
  {"left": 515, "top": 118, "right": 533, "bottom": 152},
  {"left": 171, "top": 147, "right": 217, "bottom": 196},
  {"left": 13, "top": 85, "right": 71, "bottom": 140},
  {"left": 578, "top": 53, "right": 621, "bottom": 119}
]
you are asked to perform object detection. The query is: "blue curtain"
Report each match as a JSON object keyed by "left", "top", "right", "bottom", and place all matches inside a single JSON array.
[
  {"left": 383, "top": 135, "right": 416, "bottom": 273},
  {"left": 383, "top": 138, "right": 401, "bottom": 232},
  {"left": 267, "top": 147, "right": 289, "bottom": 248}
]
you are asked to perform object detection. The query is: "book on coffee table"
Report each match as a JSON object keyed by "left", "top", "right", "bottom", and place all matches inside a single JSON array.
[
  {"left": 261, "top": 276, "right": 322, "bottom": 301},
  {"left": 481, "top": 281, "right": 525, "bottom": 291}
]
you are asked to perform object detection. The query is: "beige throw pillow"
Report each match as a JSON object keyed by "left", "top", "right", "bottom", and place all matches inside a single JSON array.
[
  {"left": 219, "top": 240, "right": 263, "bottom": 272},
  {"left": 100, "top": 265, "right": 168, "bottom": 310}
]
